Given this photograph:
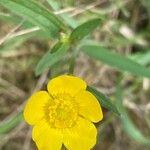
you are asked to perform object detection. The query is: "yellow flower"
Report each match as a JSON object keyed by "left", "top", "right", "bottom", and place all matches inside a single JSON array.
[{"left": 24, "top": 75, "right": 103, "bottom": 150}]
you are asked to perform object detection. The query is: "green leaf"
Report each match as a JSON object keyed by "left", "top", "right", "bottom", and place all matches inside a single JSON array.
[
  {"left": 70, "top": 18, "right": 101, "bottom": 42},
  {"left": 0, "top": 0, "right": 66, "bottom": 38},
  {"left": 0, "top": 35, "right": 30, "bottom": 52},
  {"left": 81, "top": 45, "right": 150, "bottom": 78},
  {"left": 121, "top": 114, "right": 150, "bottom": 144},
  {"left": 46, "top": 0, "right": 61, "bottom": 11},
  {"left": 0, "top": 112, "right": 23, "bottom": 134},
  {"left": 87, "top": 86, "right": 120, "bottom": 116},
  {"left": 35, "top": 41, "right": 69, "bottom": 76},
  {"left": 128, "top": 51, "right": 150, "bottom": 66},
  {"left": 141, "top": 0, "right": 150, "bottom": 16},
  {"left": 116, "top": 83, "right": 150, "bottom": 144},
  {"left": 47, "top": 0, "right": 78, "bottom": 28}
]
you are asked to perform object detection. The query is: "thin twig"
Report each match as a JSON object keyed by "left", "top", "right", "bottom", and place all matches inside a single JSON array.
[
  {"left": 0, "top": 122, "right": 26, "bottom": 148},
  {"left": 0, "top": 70, "right": 48, "bottom": 126},
  {"left": 23, "top": 127, "right": 32, "bottom": 150},
  {"left": 0, "top": 78, "right": 26, "bottom": 97},
  {"left": 0, "top": 12, "right": 10, "bottom": 17},
  {"left": 0, "top": 20, "right": 24, "bottom": 45},
  {"left": 54, "top": 7, "right": 75, "bottom": 15},
  {"left": 70, "top": 0, "right": 106, "bottom": 16},
  {"left": 0, "top": 71, "right": 48, "bottom": 148},
  {"left": 0, "top": 51, "right": 41, "bottom": 58}
]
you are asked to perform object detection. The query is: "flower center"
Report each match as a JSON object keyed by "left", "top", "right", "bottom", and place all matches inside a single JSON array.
[{"left": 46, "top": 94, "right": 78, "bottom": 129}]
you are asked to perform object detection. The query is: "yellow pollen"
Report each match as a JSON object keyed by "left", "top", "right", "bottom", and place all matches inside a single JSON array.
[{"left": 45, "top": 93, "right": 78, "bottom": 129}]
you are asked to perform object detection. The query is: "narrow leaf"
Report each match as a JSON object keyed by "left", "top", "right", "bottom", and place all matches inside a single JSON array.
[
  {"left": 116, "top": 84, "right": 150, "bottom": 144},
  {"left": 47, "top": 0, "right": 60, "bottom": 10},
  {"left": 128, "top": 51, "right": 150, "bottom": 66},
  {"left": 81, "top": 45, "right": 150, "bottom": 78},
  {"left": 35, "top": 42, "right": 69, "bottom": 76},
  {"left": 47, "top": 0, "right": 78, "bottom": 28},
  {"left": 0, "top": 0, "right": 66, "bottom": 38},
  {"left": 0, "top": 36, "right": 28, "bottom": 51},
  {"left": 70, "top": 18, "right": 101, "bottom": 42},
  {"left": 87, "top": 86, "right": 120, "bottom": 116},
  {"left": 0, "top": 112, "right": 23, "bottom": 134}
]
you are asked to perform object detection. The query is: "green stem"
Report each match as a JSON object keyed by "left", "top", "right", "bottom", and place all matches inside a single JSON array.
[{"left": 68, "top": 48, "right": 78, "bottom": 75}]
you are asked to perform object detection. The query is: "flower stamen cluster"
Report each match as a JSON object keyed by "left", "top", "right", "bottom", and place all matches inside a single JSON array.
[{"left": 46, "top": 94, "right": 78, "bottom": 128}]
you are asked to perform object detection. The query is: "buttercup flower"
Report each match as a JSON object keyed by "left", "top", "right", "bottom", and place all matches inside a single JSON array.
[{"left": 24, "top": 75, "right": 103, "bottom": 150}]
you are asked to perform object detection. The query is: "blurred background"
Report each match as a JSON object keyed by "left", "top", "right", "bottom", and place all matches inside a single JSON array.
[{"left": 0, "top": 0, "right": 150, "bottom": 150}]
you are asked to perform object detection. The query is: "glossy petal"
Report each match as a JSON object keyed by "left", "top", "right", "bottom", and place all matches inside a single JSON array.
[
  {"left": 32, "top": 120, "right": 63, "bottom": 150},
  {"left": 75, "top": 91, "right": 103, "bottom": 123},
  {"left": 24, "top": 91, "right": 51, "bottom": 125},
  {"left": 47, "top": 75, "right": 86, "bottom": 96},
  {"left": 63, "top": 117, "right": 97, "bottom": 150}
]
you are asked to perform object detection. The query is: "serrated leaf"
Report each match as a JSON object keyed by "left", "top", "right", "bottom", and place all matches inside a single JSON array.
[
  {"left": 35, "top": 42, "right": 69, "bottom": 76},
  {"left": 0, "top": 112, "right": 23, "bottom": 134},
  {"left": 70, "top": 18, "right": 101, "bottom": 42},
  {"left": 0, "top": 0, "right": 66, "bottom": 38},
  {"left": 81, "top": 45, "right": 150, "bottom": 78},
  {"left": 87, "top": 86, "right": 120, "bottom": 116}
]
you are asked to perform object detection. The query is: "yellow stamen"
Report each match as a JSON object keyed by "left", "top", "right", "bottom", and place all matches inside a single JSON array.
[{"left": 45, "top": 93, "right": 78, "bottom": 128}]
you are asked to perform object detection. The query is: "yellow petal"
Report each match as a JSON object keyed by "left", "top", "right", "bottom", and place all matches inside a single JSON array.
[
  {"left": 63, "top": 117, "right": 97, "bottom": 150},
  {"left": 75, "top": 91, "right": 103, "bottom": 123},
  {"left": 47, "top": 75, "right": 86, "bottom": 96},
  {"left": 32, "top": 120, "right": 63, "bottom": 150},
  {"left": 23, "top": 91, "right": 50, "bottom": 125}
]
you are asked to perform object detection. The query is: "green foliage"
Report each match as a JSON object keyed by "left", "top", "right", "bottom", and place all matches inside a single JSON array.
[
  {"left": 70, "top": 18, "right": 101, "bottom": 42},
  {"left": 35, "top": 41, "right": 70, "bottom": 76},
  {"left": 81, "top": 45, "right": 150, "bottom": 78},
  {"left": 129, "top": 51, "right": 150, "bottom": 66},
  {"left": 0, "top": 112, "right": 23, "bottom": 134},
  {"left": 0, "top": 36, "right": 29, "bottom": 51},
  {"left": 0, "top": 0, "right": 66, "bottom": 38},
  {"left": 142, "top": 0, "right": 150, "bottom": 16},
  {"left": 116, "top": 84, "right": 150, "bottom": 144},
  {"left": 47, "top": 0, "right": 60, "bottom": 10},
  {"left": 88, "top": 86, "right": 120, "bottom": 116},
  {"left": 47, "top": 0, "right": 78, "bottom": 28}
]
